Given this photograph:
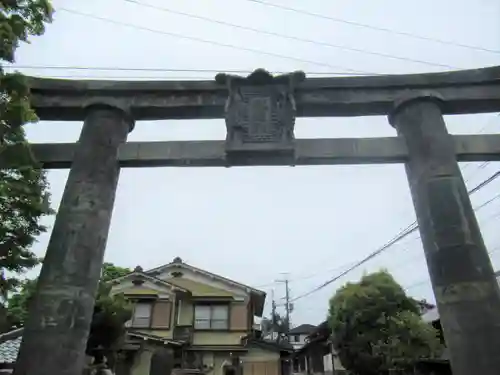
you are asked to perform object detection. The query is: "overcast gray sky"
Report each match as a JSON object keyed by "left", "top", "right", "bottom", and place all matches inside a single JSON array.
[{"left": 9, "top": 0, "right": 500, "bottom": 325}]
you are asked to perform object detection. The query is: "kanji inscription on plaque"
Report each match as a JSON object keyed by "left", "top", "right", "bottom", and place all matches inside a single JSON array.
[{"left": 215, "top": 69, "right": 306, "bottom": 162}]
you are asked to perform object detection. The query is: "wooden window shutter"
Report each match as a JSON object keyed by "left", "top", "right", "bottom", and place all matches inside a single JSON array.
[
  {"left": 151, "top": 300, "right": 172, "bottom": 328},
  {"left": 229, "top": 302, "right": 248, "bottom": 330}
]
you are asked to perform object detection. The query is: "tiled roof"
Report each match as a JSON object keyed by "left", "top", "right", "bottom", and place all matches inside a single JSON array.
[
  {"left": 0, "top": 336, "right": 21, "bottom": 364},
  {"left": 289, "top": 324, "right": 316, "bottom": 335}
]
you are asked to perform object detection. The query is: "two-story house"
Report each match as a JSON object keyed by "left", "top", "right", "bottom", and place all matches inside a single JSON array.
[
  {"left": 288, "top": 325, "right": 316, "bottom": 351},
  {"left": 110, "top": 257, "right": 292, "bottom": 375}
]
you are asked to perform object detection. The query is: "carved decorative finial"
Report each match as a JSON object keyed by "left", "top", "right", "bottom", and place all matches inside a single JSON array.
[
  {"left": 173, "top": 256, "right": 183, "bottom": 264},
  {"left": 131, "top": 272, "right": 144, "bottom": 286},
  {"left": 215, "top": 68, "right": 306, "bottom": 87},
  {"left": 134, "top": 265, "right": 143, "bottom": 272}
]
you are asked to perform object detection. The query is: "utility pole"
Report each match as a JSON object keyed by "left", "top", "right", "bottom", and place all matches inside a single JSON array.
[
  {"left": 270, "top": 289, "right": 277, "bottom": 341},
  {"left": 284, "top": 278, "right": 290, "bottom": 336},
  {"left": 276, "top": 274, "right": 291, "bottom": 340}
]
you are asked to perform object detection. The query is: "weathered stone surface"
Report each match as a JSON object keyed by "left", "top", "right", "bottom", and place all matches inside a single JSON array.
[
  {"left": 216, "top": 69, "right": 305, "bottom": 164},
  {"left": 27, "top": 65, "right": 500, "bottom": 121},
  {"left": 3, "top": 134, "right": 500, "bottom": 169},
  {"left": 390, "top": 97, "right": 500, "bottom": 375},
  {"left": 12, "top": 105, "right": 133, "bottom": 375}
]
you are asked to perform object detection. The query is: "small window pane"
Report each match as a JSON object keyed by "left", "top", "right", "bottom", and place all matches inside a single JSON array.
[
  {"left": 195, "top": 319, "right": 211, "bottom": 329},
  {"left": 195, "top": 305, "right": 211, "bottom": 319},
  {"left": 194, "top": 304, "right": 229, "bottom": 330},
  {"left": 134, "top": 303, "right": 152, "bottom": 318},
  {"left": 212, "top": 305, "right": 228, "bottom": 320},
  {"left": 211, "top": 319, "right": 228, "bottom": 330},
  {"left": 132, "top": 316, "right": 151, "bottom": 328},
  {"left": 132, "top": 303, "right": 152, "bottom": 327}
]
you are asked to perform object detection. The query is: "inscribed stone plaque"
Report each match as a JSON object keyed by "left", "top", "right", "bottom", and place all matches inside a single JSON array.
[{"left": 216, "top": 69, "right": 305, "bottom": 165}]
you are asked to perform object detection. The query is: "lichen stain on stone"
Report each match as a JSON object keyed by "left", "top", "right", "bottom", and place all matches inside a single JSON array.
[
  {"left": 435, "top": 281, "right": 492, "bottom": 304},
  {"left": 427, "top": 176, "right": 474, "bottom": 251}
]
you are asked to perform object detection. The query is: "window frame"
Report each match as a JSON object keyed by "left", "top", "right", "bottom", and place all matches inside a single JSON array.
[
  {"left": 131, "top": 301, "right": 153, "bottom": 328},
  {"left": 193, "top": 303, "right": 229, "bottom": 331}
]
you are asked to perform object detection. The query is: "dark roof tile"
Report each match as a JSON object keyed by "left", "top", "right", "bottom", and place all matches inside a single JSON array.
[{"left": 289, "top": 324, "right": 316, "bottom": 335}]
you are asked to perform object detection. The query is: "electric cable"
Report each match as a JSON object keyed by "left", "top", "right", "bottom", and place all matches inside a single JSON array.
[
  {"left": 244, "top": 0, "right": 500, "bottom": 54},
  {"left": 4, "top": 65, "right": 369, "bottom": 76},
  {"left": 123, "top": 0, "right": 457, "bottom": 70},
  {"left": 290, "top": 169, "right": 500, "bottom": 302},
  {"left": 57, "top": 7, "right": 375, "bottom": 75}
]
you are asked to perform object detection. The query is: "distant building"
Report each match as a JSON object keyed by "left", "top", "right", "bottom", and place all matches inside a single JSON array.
[
  {"left": 292, "top": 321, "right": 346, "bottom": 375},
  {"left": 287, "top": 324, "right": 316, "bottom": 351}
]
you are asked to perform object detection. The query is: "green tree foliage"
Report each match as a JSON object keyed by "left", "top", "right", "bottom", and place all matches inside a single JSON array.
[
  {"left": 0, "top": 0, "right": 54, "bottom": 308},
  {"left": 87, "top": 263, "right": 132, "bottom": 366},
  {"left": 6, "top": 262, "right": 132, "bottom": 364},
  {"left": 328, "top": 270, "right": 442, "bottom": 375},
  {"left": 4, "top": 277, "right": 35, "bottom": 328}
]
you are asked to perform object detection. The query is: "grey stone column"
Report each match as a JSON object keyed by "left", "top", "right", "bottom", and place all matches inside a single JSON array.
[
  {"left": 13, "top": 105, "right": 134, "bottom": 375},
  {"left": 389, "top": 96, "right": 500, "bottom": 375}
]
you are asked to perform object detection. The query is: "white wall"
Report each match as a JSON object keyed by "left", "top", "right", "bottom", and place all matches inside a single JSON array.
[{"left": 289, "top": 334, "right": 308, "bottom": 349}]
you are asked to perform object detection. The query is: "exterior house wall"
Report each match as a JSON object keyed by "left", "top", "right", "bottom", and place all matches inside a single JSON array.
[
  {"left": 111, "top": 279, "right": 174, "bottom": 299},
  {"left": 211, "top": 349, "right": 280, "bottom": 375},
  {"left": 230, "top": 302, "right": 249, "bottom": 330},
  {"left": 322, "top": 352, "right": 344, "bottom": 374},
  {"left": 129, "top": 346, "right": 280, "bottom": 375},
  {"left": 289, "top": 334, "right": 308, "bottom": 350},
  {"left": 130, "top": 348, "right": 154, "bottom": 375},
  {"left": 111, "top": 278, "right": 177, "bottom": 339},
  {"left": 192, "top": 331, "right": 244, "bottom": 346},
  {"left": 242, "top": 348, "right": 280, "bottom": 375},
  {"left": 154, "top": 268, "right": 248, "bottom": 299},
  {"left": 177, "top": 299, "right": 193, "bottom": 326},
  {"left": 212, "top": 353, "right": 227, "bottom": 375}
]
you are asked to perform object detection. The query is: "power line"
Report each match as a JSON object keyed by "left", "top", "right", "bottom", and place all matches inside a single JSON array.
[
  {"left": 290, "top": 169, "right": 500, "bottom": 302},
  {"left": 58, "top": 7, "right": 375, "bottom": 75},
  {"left": 4, "top": 65, "right": 372, "bottom": 76},
  {"left": 3, "top": 74, "right": 218, "bottom": 81},
  {"left": 404, "top": 243, "right": 500, "bottom": 292},
  {"left": 244, "top": 0, "right": 500, "bottom": 55},
  {"left": 461, "top": 115, "right": 500, "bottom": 175},
  {"left": 391, "top": 199, "right": 500, "bottom": 288},
  {"left": 256, "top": 158, "right": 500, "bottom": 293},
  {"left": 253, "top": 260, "right": 362, "bottom": 290},
  {"left": 124, "top": 0, "right": 456, "bottom": 70}
]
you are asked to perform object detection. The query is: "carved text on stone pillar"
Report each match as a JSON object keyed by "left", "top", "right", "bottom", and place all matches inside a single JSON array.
[{"left": 216, "top": 69, "right": 306, "bottom": 164}]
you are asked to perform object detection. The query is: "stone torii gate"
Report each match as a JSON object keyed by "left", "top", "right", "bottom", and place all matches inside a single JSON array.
[{"left": 5, "top": 66, "right": 500, "bottom": 375}]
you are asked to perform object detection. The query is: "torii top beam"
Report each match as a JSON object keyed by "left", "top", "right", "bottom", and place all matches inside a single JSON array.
[{"left": 27, "top": 65, "right": 500, "bottom": 122}]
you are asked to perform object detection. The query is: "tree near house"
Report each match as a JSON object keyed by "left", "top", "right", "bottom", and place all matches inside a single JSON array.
[
  {"left": 6, "top": 262, "right": 132, "bottom": 366},
  {"left": 328, "top": 270, "right": 442, "bottom": 375},
  {"left": 261, "top": 311, "right": 289, "bottom": 340},
  {"left": 0, "top": 0, "right": 54, "bottom": 330}
]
